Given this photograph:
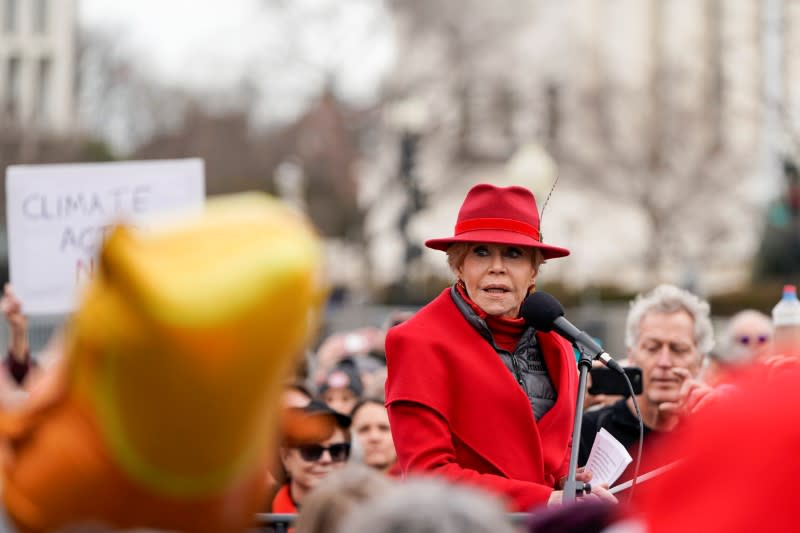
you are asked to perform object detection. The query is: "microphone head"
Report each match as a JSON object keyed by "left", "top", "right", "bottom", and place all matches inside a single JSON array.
[{"left": 520, "top": 291, "right": 564, "bottom": 332}]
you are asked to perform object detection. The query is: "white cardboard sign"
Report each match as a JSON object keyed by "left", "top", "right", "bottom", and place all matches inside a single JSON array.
[{"left": 6, "top": 159, "right": 205, "bottom": 314}]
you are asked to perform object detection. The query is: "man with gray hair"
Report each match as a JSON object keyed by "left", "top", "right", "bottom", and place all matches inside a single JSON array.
[{"left": 578, "top": 284, "right": 714, "bottom": 482}]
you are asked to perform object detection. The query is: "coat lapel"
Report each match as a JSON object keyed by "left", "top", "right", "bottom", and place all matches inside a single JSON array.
[
  {"left": 535, "top": 332, "right": 578, "bottom": 475},
  {"left": 441, "top": 296, "right": 546, "bottom": 482}
]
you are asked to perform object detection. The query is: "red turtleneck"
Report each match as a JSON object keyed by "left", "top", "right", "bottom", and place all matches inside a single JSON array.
[{"left": 455, "top": 282, "right": 526, "bottom": 353}]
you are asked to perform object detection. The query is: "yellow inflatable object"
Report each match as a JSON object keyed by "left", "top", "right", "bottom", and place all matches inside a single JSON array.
[{"left": 1, "top": 192, "right": 327, "bottom": 532}]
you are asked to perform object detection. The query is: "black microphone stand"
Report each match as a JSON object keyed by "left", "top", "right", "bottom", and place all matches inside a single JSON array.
[{"left": 562, "top": 341, "right": 594, "bottom": 504}]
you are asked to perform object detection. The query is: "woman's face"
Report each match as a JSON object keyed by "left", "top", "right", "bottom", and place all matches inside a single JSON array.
[
  {"left": 321, "top": 386, "right": 358, "bottom": 415},
  {"left": 457, "top": 243, "right": 537, "bottom": 318},
  {"left": 352, "top": 402, "right": 396, "bottom": 471},
  {"left": 281, "top": 428, "right": 349, "bottom": 502}
]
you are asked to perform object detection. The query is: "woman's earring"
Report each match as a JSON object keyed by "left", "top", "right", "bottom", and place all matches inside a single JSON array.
[{"left": 528, "top": 281, "right": 536, "bottom": 294}]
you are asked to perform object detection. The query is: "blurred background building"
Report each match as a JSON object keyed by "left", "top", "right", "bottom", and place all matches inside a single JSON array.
[
  {"left": 1, "top": 0, "right": 800, "bottom": 352},
  {"left": 362, "top": 0, "right": 778, "bottom": 299},
  {"left": 0, "top": 0, "right": 77, "bottom": 132}
]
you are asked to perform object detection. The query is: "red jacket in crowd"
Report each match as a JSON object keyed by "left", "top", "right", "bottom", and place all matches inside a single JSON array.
[{"left": 385, "top": 289, "right": 578, "bottom": 511}]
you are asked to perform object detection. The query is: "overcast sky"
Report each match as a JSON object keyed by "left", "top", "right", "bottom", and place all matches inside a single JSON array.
[{"left": 79, "top": 0, "right": 396, "bottom": 119}]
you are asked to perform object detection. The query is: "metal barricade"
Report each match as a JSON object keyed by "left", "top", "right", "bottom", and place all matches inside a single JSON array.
[
  {"left": 254, "top": 512, "right": 532, "bottom": 532},
  {"left": 255, "top": 514, "right": 295, "bottom": 532}
]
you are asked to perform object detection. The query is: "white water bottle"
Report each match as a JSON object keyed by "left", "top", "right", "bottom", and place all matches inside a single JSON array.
[{"left": 772, "top": 285, "right": 800, "bottom": 327}]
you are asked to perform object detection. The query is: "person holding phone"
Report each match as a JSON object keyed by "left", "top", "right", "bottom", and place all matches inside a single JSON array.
[
  {"left": 385, "top": 184, "right": 615, "bottom": 511},
  {"left": 578, "top": 284, "right": 714, "bottom": 482},
  {"left": 585, "top": 361, "right": 642, "bottom": 412}
]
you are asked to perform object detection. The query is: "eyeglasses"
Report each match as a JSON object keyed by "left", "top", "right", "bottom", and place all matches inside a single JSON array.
[
  {"left": 296, "top": 442, "right": 351, "bottom": 463},
  {"left": 736, "top": 334, "right": 770, "bottom": 346}
]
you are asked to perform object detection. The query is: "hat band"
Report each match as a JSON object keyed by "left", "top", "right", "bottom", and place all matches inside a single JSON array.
[{"left": 455, "top": 217, "right": 540, "bottom": 242}]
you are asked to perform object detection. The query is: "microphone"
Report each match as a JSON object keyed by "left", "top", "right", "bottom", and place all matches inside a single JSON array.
[{"left": 520, "top": 291, "right": 624, "bottom": 374}]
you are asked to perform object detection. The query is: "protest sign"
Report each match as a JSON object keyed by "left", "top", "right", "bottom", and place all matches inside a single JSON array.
[{"left": 6, "top": 159, "right": 205, "bottom": 314}]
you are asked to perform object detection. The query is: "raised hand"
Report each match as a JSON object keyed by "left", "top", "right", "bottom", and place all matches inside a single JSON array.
[{"left": 0, "top": 283, "right": 29, "bottom": 363}]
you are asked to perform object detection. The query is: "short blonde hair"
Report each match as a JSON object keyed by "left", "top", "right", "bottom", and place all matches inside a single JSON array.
[{"left": 445, "top": 242, "right": 545, "bottom": 276}]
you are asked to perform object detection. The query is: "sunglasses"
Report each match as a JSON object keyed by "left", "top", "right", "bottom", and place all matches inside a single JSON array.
[
  {"left": 736, "top": 334, "right": 770, "bottom": 346},
  {"left": 296, "top": 442, "right": 351, "bottom": 463}
]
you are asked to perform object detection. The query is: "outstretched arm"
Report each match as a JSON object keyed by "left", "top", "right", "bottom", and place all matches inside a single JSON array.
[{"left": 1, "top": 284, "right": 32, "bottom": 385}]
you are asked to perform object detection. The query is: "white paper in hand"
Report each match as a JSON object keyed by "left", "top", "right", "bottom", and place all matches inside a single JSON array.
[{"left": 584, "top": 428, "right": 633, "bottom": 486}]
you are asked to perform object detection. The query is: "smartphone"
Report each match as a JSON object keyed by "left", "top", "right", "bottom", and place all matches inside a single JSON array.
[{"left": 589, "top": 366, "right": 643, "bottom": 396}]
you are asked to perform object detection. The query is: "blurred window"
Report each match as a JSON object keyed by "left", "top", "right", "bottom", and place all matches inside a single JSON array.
[
  {"left": 34, "top": 57, "right": 50, "bottom": 124},
  {"left": 32, "top": 0, "right": 47, "bottom": 33},
  {"left": 5, "top": 56, "right": 20, "bottom": 118},
  {"left": 4, "top": 0, "right": 17, "bottom": 33}
]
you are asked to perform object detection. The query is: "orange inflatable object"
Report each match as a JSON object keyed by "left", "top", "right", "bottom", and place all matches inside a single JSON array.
[{"left": 0, "top": 192, "right": 326, "bottom": 532}]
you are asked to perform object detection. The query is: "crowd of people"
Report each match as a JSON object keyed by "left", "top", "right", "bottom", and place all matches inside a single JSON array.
[{"left": 0, "top": 183, "right": 797, "bottom": 532}]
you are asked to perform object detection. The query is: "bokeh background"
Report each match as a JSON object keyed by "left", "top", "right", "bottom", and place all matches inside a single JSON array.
[{"left": 1, "top": 0, "right": 799, "bottom": 355}]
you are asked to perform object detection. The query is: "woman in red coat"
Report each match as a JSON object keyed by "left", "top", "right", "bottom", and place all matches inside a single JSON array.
[{"left": 385, "top": 183, "right": 614, "bottom": 511}]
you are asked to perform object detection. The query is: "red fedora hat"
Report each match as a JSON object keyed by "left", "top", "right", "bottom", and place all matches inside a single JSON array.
[{"left": 425, "top": 183, "right": 570, "bottom": 259}]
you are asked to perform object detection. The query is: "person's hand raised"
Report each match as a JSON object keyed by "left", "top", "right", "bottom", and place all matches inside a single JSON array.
[
  {"left": 0, "top": 284, "right": 26, "bottom": 332},
  {"left": 0, "top": 283, "right": 29, "bottom": 364},
  {"left": 659, "top": 367, "right": 716, "bottom": 416}
]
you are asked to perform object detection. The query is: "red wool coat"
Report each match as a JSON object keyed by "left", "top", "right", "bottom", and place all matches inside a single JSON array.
[{"left": 385, "top": 289, "right": 578, "bottom": 511}]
